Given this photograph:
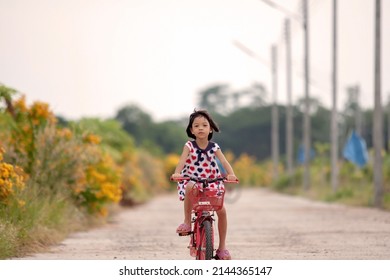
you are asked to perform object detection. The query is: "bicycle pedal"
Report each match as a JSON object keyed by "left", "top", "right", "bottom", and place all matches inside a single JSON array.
[{"left": 178, "top": 232, "right": 191, "bottom": 236}]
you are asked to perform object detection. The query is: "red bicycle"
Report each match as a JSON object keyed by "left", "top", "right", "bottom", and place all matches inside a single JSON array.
[{"left": 171, "top": 176, "right": 239, "bottom": 260}]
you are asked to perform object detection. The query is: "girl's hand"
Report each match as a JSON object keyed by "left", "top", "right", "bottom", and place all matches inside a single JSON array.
[
  {"left": 226, "top": 174, "right": 238, "bottom": 181},
  {"left": 171, "top": 173, "right": 181, "bottom": 179}
]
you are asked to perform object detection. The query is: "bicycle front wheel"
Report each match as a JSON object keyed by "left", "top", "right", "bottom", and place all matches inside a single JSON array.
[{"left": 196, "top": 219, "right": 213, "bottom": 260}]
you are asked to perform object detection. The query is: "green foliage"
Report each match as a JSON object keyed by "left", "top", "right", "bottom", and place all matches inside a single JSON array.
[
  {"left": 1, "top": 92, "right": 134, "bottom": 258},
  {"left": 273, "top": 169, "right": 303, "bottom": 192},
  {"left": 0, "top": 187, "right": 87, "bottom": 259},
  {"left": 384, "top": 193, "right": 390, "bottom": 208},
  {"left": 198, "top": 82, "right": 267, "bottom": 114},
  {"left": 72, "top": 118, "right": 136, "bottom": 162},
  {"left": 0, "top": 221, "right": 18, "bottom": 258},
  {"left": 198, "top": 84, "right": 229, "bottom": 114},
  {"left": 3, "top": 79, "right": 390, "bottom": 261},
  {"left": 115, "top": 104, "right": 153, "bottom": 145},
  {"left": 214, "top": 106, "right": 273, "bottom": 159},
  {"left": 110, "top": 87, "right": 342, "bottom": 162},
  {"left": 114, "top": 105, "right": 188, "bottom": 156},
  {"left": 0, "top": 84, "right": 17, "bottom": 116},
  {"left": 324, "top": 187, "right": 354, "bottom": 202},
  {"left": 148, "top": 120, "right": 188, "bottom": 154}
]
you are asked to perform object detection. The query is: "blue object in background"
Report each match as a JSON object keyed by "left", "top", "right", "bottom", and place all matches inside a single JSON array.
[
  {"left": 216, "top": 157, "right": 227, "bottom": 176},
  {"left": 297, "top": 144, "right": 315, "bottom": 164},
  {"left": 343, "top": 130, "right": 368, "bottom": 168}
]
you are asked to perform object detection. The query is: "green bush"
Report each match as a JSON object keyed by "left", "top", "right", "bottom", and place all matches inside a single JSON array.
[
  {"left": 324, "top": 187, "right": 354, "bottom": 202},
  {"left": 273, "top": 169, "right": 303, "bottom": 192}
]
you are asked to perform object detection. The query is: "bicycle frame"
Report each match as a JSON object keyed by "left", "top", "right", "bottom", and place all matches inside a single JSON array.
[
  {"left": 191, "top": 209, "right": 214, "bottom": 259},
  {"left": 171, "top": 176, "right": 238, "bottom": 260}
]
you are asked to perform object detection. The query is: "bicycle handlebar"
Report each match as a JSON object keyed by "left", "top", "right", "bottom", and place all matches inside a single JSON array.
[{"left": 170, "top": 176, "right": 239, "bottom": 184}]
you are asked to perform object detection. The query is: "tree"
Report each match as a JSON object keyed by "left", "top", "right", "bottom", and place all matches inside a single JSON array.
[
  {"left": 198, "top": 83, "right": 268, "bottom": 115},
  {"left": 74, "top": 118, "right": 136, "bottom": 162},
  {"left": 296, "top": 96, "right": 321, "bottom": 115},
  {"left": 198, "top": 84, "right": 229, "bottom": 114},
  {"left": 115, "top": 104, "right": 153, "bottom": 145},
  {"left": 231, "top": 83, "right": 268, "bottom": 109},
  {"left": 214, "top": 106, "right": 276, "bottom": 160},
  {"left": 149, "top": 120, "right": 188, "bottom": 154},
  {"left": 0, "top": 84, "right": 17, "bottom": 118}
]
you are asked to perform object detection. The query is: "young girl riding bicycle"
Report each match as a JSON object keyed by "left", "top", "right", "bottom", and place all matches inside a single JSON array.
[{"left": 171, "top": 109, "right": 237, "bottom": 260}]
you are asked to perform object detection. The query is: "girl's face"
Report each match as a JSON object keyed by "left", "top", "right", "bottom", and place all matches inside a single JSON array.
[{"left": 191, "top": 116, "right": 211, "bottom": 140}]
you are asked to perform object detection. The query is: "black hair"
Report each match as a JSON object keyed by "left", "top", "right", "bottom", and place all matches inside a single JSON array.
[{"left": 186, "top": 109, "right": 220, "bottom": 140}]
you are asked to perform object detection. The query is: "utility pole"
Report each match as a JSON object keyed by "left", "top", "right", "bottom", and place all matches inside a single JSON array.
[
  {"left": 303, "top": 0, "right": 311, "bottom": 190},
  {"left": 355, "top": 85, "right": 363, "bottom": 136},
  {"left": 331, "top": 0, "right": 339, "bottom": 192},
  {"left": 373, "top": 0, "right": 383, "bottom": 208},
  {"left": 285, "top": 18, "right": 294, "bottom": 177},
  {"left": 232, "top": 40, "right": 280, "bottom": 181},
  {"left": 258, "top": 0, "right": 303, "bottom": 180},
  {"left": 271, "top": 45, "right": 279, "bottom": 181},
  {"left": 387, "top": 94, "right": 390, "bottom": 151}
]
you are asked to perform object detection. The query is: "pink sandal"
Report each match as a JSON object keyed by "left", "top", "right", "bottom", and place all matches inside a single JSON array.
[
  {"left": 215, "top": 249, "right": 232, "bottom": 260},
  {"left": 176, "top": 223, "right": 191, "bottom": 235}
]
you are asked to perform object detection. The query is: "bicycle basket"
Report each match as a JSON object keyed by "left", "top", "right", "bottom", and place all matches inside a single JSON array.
[{"left": 190, "top": 188, "right": 225, "bottom": 211}]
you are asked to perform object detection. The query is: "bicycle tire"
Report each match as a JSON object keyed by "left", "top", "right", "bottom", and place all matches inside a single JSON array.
[
  {"left": 224, "top": 182, "right": 241, "bottom": 204},
  {"left": 196, "top": 220, "right": 213, "bottom": 260}
]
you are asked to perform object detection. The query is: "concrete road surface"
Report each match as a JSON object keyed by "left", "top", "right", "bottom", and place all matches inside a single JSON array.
[{"left": 20, "top": 188, "right": 390, "bottom": 260}]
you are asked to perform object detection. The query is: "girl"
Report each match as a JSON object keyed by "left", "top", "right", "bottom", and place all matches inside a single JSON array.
[{"left": 171, "top": 109, "right": 237, "bottom": 260}]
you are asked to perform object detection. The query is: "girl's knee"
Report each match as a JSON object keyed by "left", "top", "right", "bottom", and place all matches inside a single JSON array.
[
  {"left": 217, "top": 206, "right": 227, "bottom": 217},
  {"left": 185, "top": 182, "right": 197, "bottom": 197},
  {"left": 185, "top": 182, "right": 194, "bottom": 191}
]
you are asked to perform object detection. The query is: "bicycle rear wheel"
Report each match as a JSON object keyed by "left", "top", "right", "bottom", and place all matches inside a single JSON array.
[
  {"left": 224, "top": 182, "right": 241, "bottom": 204},
  {"left": 196, "top": 220, "right": 213, "bottom": 260}
]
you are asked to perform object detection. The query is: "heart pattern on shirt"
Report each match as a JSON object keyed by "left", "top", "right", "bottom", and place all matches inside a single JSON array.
[{"left": 176, "top": 140, "right": 223, "bottom": 201}]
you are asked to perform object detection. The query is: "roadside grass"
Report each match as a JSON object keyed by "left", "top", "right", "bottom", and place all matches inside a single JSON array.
[
  {"left": 0, "top": 187, "right": 92, "bottom": 259},
  {"left": 0, "top": 96, "right": 167, "bottom": 260},
  {"left": 271, "top": 167, "right": 390, "bottom": 211}
]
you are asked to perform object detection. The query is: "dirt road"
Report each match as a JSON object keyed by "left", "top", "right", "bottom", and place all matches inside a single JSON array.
[{"left": 21, "top": 188, "right": 390, "bottom": 260}]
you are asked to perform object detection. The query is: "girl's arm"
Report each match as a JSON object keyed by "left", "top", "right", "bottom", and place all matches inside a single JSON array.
[
  {"left": 171, "top": 145, "right": 190, "bottom": 178},
  {"left": 215, "top": 149, "right": 237, "bottom": 180}
]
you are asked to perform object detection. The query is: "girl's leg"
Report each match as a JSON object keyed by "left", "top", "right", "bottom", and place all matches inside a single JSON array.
[
  {"left": 176, "top": 183, "right": 194, "bottom": 233},
  {"left": 216, "top": 205, "right": 227, "bottom": 250},
  {"left": 183, "top": 183, "right": 195, "bottom": 225},
  {"left": 216, "top": 206, "right": 231, "bottom": 259}
]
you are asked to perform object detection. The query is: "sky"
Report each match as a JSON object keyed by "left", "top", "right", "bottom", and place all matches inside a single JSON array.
[{"left": 0, "top": 0, "right": 389, "bottom": 122}]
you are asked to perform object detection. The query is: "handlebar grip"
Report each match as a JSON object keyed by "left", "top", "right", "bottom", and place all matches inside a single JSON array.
[
  {"left": 170, "top": 176, "right": 190, "bottom": 182},
  {"left": 170, "top": 176, "right": 239, "bottom": 183},
  {"left": 224, "top": 179, "right": 239, "bottom": 183}
]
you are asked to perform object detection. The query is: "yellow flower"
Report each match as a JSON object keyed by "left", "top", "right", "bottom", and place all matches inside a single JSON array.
[
  {"left": 14, "top": 95, "right": 28, "bottom": 113},
  {"left": 57, "top": 128, "right": 73, "bottom": 140},
  {"left": 28, "top": 101, "right": 57, "bottom": 125},
  {"left": 99, "top": 207, "right": 108, "bottom": 217},
  {"left": 83, "top": 134, "right": 101, "bottom": 145},
  {"left": 18, "top": 199, "right": 26, "bottom": 207},
  {"left": 0, "top": 157, "right": 26, "bottom": 202}
]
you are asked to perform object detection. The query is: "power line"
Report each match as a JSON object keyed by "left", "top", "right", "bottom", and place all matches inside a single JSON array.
[
  {"left": 232, "top": 40, "right": 271, "bottom": 69},
  {"left": 258, "top": 0, "right": 302, "bottom": 23}
]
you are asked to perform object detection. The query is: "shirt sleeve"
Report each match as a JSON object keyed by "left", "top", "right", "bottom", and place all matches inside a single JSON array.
[
  {"left": 185, "top": 141, "right": 193, "bottom": 150},
  {"left": 213, "top": 142, "right": 221, "bottom": 152}
]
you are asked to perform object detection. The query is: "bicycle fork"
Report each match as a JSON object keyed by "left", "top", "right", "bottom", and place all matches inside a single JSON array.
[{"left": 192, "top": 211, "right": 215, "bottom": 259}]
